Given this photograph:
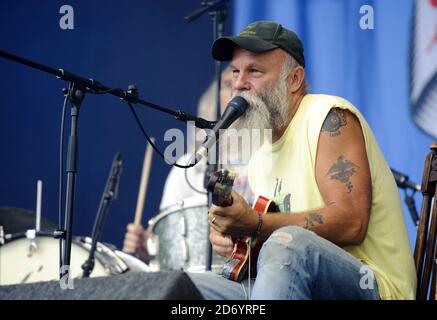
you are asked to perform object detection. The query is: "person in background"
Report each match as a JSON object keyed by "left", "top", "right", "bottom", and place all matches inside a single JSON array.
[{"left": 122, "top": 67, "right": 254, "bottom": 263}]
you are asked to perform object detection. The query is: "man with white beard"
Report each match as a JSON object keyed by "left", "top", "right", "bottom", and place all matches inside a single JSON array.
[{"left": 187, "top": 21, "right": 416, "bottom": 300}]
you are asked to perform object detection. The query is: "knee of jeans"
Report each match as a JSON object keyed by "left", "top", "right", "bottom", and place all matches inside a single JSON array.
[{"left": 258, "top": 226, "right": 315, "bottom": 264}]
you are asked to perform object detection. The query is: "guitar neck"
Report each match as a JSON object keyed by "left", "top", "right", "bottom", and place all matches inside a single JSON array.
[
  {"left": 212, "top": 192, "right": 233, "bottom": 207},
  {"left": 207, "top": 169, "right": 236, "bottom": 207}
]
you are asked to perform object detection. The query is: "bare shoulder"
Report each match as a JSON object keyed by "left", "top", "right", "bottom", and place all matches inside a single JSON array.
[{"left": 316, "top": 107, "right": 371, "bottom": 207}]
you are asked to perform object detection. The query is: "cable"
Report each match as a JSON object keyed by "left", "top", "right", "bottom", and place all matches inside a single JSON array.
[
  {"left": 184, "top": 166, "right": 207, "bottom": 195},
  {"left": 126, "top": 102, "right": 196, "bottom": 169}
]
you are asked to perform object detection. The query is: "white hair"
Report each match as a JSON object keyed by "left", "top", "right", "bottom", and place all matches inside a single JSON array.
[{"left": 281, "top": 54, "right": 308, "bottom": 94}]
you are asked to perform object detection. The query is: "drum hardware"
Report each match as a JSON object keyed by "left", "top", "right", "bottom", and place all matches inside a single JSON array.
[
  {"left": 27, "top": 179, "right": 42, "bottom": 258},
  {"left": 80, "top": 237, "right": 129, "bottom": 275},
  {"left": 180, "top": 215, "right": 189, "bottom": 262},
  {"left": 180, "top": 216, "right": 187, "bottom": 236},
  {"left": 0, "top": 225, "right": 4, "bottom": 245},
  {"left": 25, "top": 229, "right": 38, "bottom": 258},
  {"left": 27, "top": 241, "right": 38, "bottom": 258},
  {"left": 26, "top": 229, "right": 37, "bottom": 239},
  {"left": 182, "top": 238, "right": 189, "bottom": 263},
  {"left": 146, "top": 226, "right": 158, "bottom": 257},
  {"left": 53, "top": 229, "right": 66, "bottom": 239}
]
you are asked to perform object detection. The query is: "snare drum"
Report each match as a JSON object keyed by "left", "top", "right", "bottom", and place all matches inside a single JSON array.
[
  {"left": 0, "top": 231, "right": 150, "bottom": 285},
  {"left": 147, "top": 196, "right": 226, "bottom": 273}
]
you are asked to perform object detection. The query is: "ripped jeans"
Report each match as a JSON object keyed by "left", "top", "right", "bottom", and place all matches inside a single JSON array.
[{"left": 187, "top": 226, "right": 380, "bottom": 300}]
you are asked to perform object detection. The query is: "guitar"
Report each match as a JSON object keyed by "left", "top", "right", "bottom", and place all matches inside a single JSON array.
[{"left": 207, "top": 169, "right": 278, "bottom": 282}]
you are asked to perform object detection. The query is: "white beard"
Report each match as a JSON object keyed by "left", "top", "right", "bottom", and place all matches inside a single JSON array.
[
  {"left": 219, "top": 76, "right": 290, "bottom": 165},
  {"left": 230, "top": 76, "right": 290, "bottom": 134}
]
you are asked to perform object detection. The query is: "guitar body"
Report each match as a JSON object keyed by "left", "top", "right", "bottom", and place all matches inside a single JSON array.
[
  {"left": 222, "top": 195, "right": 278, "bottom": 282},
  {"left": 207, "top": 169, "right": 278, "bottom": 282}
]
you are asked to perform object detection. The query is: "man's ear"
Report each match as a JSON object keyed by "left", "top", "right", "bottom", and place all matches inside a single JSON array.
[{"left": 288, "top": 66, "right": 305, "bottom": 93}]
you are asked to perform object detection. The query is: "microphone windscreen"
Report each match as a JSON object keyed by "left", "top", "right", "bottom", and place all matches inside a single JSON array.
[{"left": 228, "top": 96, "right": 249, "bottom": 114}]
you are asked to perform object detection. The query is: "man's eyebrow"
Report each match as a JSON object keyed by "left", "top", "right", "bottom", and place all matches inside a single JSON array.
[{"left": 230, "top": 62, "right": 265, "bottom": 70}]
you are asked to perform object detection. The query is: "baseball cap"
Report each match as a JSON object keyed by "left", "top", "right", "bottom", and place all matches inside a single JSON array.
[{"left": 212, "top": 21, "right": 305, "bottom": 67}]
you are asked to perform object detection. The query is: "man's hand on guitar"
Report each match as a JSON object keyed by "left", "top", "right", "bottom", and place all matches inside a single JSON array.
[
  {"left": 208, "top": 190, "right": 258, "bottom": 238},
  {"left": 209, "top": 227, "right": 234, "bottom": 258}
]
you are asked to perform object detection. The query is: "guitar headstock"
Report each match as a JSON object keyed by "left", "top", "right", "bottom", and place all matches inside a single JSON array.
[{"left": 207, "top": 169, "right": 237, "bottom": 207}]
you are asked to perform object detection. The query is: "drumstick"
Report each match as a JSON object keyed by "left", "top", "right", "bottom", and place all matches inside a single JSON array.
[
  {"left": 36, "top": 179, "right": 42, "bottom": 232},
  {"left": 134, "top": 137, "right": 155, "bottom": 226}
]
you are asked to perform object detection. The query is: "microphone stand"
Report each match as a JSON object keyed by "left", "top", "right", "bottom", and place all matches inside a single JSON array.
[
  {"left": 185, "top": 0, "right": 229, "bottom": 272},
  {"left": 391, "top": 168, "right": 420, "bottom": 228},
  {"left": 0, "top": 51, "right": 213, "bottom": 130},
  {"left": 82, "top": 152, "right": 122, "bottom": 278},
  {"left": 0, "top": 50, "right": 215, "bottom": 281},
  {"left": 61, "top": 81, "right": 84, "bottom": 280}
]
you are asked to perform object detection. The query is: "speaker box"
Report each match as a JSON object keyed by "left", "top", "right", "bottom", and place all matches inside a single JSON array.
[{"left": 0, "top": 271, "right": 203, "bottom": 300}]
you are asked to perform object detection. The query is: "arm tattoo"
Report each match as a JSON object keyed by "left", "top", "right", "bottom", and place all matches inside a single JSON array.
[
  {"left": 305, "top": 212, "right": 324, "bottom": 230},
  {"left": 326, "top": 155, "right": 358, "bottom": 193},
  {"left": 322, "top": 108, "right": 347, "bottom": 137}
]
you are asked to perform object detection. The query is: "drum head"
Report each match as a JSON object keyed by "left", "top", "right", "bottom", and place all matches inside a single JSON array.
[{"left": 0, "top": 233, "right": 110, "bottom": 285}]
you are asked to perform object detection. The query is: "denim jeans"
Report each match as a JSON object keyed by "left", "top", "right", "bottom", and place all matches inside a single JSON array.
[{"left": 187, "top": 226, "right": 380, "bottom": 300}]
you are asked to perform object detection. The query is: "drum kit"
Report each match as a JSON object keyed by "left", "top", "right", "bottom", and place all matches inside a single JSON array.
[
  {"left": 0, "top": 195, "right": 224, "bottom": 286},
  {"left": 0, "top": 141, "right": 225, "bottom": 286}
]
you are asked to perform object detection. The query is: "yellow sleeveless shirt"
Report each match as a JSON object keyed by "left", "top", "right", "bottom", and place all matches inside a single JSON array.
[{"left": 248, "top": 94, "right": 416, "bottom": 299}]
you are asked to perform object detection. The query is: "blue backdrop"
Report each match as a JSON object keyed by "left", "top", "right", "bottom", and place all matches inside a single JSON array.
[
  {"left": 0, "top": 1, "right": 433, "bottom": 251},
  {"left": 0, "top": 0, "right": 228, "bottom": 247}
]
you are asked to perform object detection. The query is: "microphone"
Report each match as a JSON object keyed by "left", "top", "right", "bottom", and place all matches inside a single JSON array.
[
  {"left": 194, "top": 96, "right": 248, "bottom": 162},
  {"left": 391, "top": 168, "right": 421, "bottom": 192}
]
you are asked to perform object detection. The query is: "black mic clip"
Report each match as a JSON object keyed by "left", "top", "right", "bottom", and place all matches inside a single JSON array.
[
  {"left": 391, "top": 168, "right": 421, "bottom": 192},
  {"left": 175, "top": 110, "right": 216, "bottom": 130},
  {"left": 124, "top": 84, "right": 140, "bottom": 104}
]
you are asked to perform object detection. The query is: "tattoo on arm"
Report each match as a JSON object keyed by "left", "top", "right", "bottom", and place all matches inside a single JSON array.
[
  {"left": 322, "top": 108, "right": 347, "bottom": 137},
  {"left": 305, "top": 213, "right": 324, "bottom": 230},
  {"left": 326, "top": 155, "right": 358, "bottom": 193}
]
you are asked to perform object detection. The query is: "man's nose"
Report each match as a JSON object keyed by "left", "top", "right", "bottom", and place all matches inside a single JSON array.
[{"left": 233, "top": 73, "right": 251, "bottom": 91}]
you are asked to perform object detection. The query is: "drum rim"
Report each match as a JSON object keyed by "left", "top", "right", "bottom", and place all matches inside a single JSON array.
[
  {"left": 3, "top": 230, "right": 55, "bottom": 244},
  {"left": 148, "top": 195, "right": 208, "bottom": 230}
]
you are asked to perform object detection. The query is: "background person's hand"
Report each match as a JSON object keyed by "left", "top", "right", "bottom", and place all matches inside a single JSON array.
[{"left": 122, "top": 223, "right": 151, "bottom": 262}]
